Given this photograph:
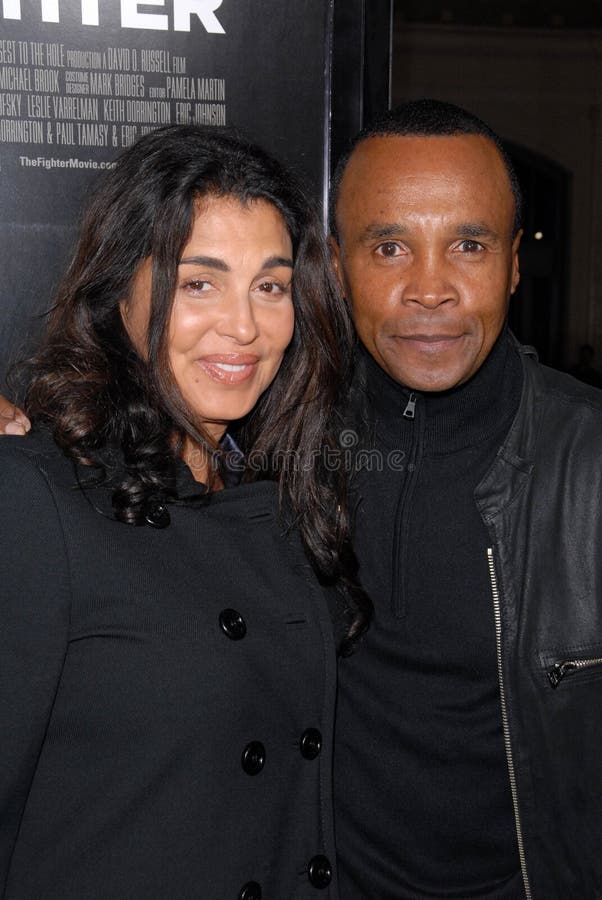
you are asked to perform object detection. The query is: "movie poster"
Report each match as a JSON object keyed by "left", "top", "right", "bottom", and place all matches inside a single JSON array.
[{"left": 0, "top": 0, "right": 334, "bottom": 383}]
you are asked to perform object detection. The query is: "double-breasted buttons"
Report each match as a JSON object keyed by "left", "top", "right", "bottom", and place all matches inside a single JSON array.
[
  {"left": 300, "top": 727, "right": 322, "bottom": 760},
  {"left": 308, "top": 855, "right": 332, "bottom": 889},
  {"left": 241, "top": 741, "right": 265, "bottom": 775},
  {"left": 219, "top": 608, "right": 247, "bottom": 640},
  {"left": 238, "top": 882, "right": 262, "bottom": 900}
]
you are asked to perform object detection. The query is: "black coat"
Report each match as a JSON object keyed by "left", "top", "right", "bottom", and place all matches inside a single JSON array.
[{"left": 0, "top": 431, "right": 337, "bottom": 900}]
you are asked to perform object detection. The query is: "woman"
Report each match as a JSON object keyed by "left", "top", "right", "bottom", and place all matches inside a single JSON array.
[{"left": 0, "top": 125, "right": 368, "bottom": 899}]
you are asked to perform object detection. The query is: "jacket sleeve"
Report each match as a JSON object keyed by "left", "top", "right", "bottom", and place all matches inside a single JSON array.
[{"left": 0, "top": 448, "right": 71, "bottom": 889}]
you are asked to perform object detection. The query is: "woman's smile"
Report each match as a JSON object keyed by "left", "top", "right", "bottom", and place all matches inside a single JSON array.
[{"left": 196, "top": 354, "right": 260, "bottom": 384}]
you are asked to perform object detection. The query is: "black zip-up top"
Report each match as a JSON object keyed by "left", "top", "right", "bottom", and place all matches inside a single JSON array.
[{"left": 335, "top": 331, "right": 527, "bottom": 899}]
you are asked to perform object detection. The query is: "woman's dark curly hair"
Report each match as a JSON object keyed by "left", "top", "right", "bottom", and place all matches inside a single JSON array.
[{"left": 23, "top": 124, "right": 371, "bottom": 651}]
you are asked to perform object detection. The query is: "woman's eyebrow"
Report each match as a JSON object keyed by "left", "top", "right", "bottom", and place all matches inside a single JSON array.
[
  {"left": 179, "top": 255, "right": 293, "bottom": 270},
  {"left": 179, "top": 255, "right": 230, "bottom": 271},
  {"left": 262, "top": 256, "right": 293, "bottom": 269}
]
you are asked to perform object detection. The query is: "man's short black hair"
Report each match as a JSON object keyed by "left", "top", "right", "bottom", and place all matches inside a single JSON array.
[{"left": 329, "top": 98, "right": 523, "bottom": 238}]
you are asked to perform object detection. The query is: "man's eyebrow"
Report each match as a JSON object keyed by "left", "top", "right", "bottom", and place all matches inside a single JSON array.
[
  {"left": 178, "top": 255, "right": 293, "bottom": 270},
  {"left": 359, "top": 223, "right": 409, "bottom": 243},
  {"left": 455, "top": 223, "right": 500, "bottom": 240}
]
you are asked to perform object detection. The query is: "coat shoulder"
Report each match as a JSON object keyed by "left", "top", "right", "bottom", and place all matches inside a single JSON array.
[
  {"left": 524, "top": 355, "right": 602, "bottom": 429},
  {"left": 0, "top": 427, "right": 81, "bottom": 501}
]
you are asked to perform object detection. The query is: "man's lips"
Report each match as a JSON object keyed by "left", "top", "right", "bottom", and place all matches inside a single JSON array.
[
  {"left": 394, "top": 333, "right": 465, "bottom": 350},
  {"left": 197, "top": 354, "right": 259, "bottom": 385}
]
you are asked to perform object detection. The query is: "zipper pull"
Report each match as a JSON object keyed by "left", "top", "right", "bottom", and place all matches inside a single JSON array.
[
  {"left": 548, "top": 655, "right": 602, "bottom": 688},
  {"left": 548, "top": 661, "right": 578, "bottom": 688},
  {"left": 403, "top": 392, "right": 417, "bottom": 420}
]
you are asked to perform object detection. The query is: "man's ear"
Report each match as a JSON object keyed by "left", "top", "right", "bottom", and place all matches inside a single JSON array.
[
  {"left": 510, "top": 228, "right": 522, "bottom": 295},
  {"left": 328, "top": 235, "right": 345, "bottom": 295}
]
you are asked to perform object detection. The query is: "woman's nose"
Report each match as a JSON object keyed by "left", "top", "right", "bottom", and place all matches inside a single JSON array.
[{"left": 217, "top": 292, "right": 259, "bottom": 343}]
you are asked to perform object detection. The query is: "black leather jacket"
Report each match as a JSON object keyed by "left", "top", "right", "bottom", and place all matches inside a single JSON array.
[{"left": 475, "top": 345, "right": 602, "bottom": 898}]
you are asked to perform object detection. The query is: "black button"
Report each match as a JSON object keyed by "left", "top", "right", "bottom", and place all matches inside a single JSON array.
[
  {"left": 219, "top": 608, "right": 246, "bottom": 640},
  {"left": 300, "top": 727, "right": 322, "bottom": 760},
  {"left": 308, "top": 855, "right": 332, "bottom": 889},
  {"left": 241, "top": 741, "right": 265, "bottom": 775},
  {"left": 239, "top": 882, "right": 262, "bottom": 900},
  {"left": 143, "top": 501, "right": 170, "bottom": 529}
]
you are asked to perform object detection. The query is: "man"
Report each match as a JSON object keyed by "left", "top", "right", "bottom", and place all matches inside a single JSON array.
[
  {"left": 2, "top": 101, "right": 601, "bottom": 898},
  {"left": 327, "top": 100, "right": 602, "bottom": 900}
]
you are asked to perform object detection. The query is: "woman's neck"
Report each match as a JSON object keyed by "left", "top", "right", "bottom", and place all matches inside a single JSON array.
[{"left": 182, "top": 436, "right": 224, "bottom": 488}]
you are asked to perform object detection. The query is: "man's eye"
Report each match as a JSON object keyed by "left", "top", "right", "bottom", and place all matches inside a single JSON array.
[
  {"left": 457, "top": 240, "right": 484, "bottom": 253},
  {"left": 375, "top": 242, "right": 402, "bottom": 258}
]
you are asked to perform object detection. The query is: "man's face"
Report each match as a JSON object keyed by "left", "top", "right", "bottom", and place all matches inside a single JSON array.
[{"left": 331, "top": 134, "right": 522, "bottom": 391}]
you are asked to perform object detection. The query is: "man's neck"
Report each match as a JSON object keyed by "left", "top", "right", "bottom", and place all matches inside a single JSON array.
[{"left": 359, "top": 329, "right": 524, "bottom": 455}]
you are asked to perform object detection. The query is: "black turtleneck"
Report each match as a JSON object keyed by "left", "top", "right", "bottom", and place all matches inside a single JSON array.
[{"left": 335, "top": 331, "right": 527, "bottom": 899}]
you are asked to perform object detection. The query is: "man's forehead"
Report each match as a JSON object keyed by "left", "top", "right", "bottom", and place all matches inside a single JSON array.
[
  {"left": 343, "top": 133, "right": 507, "bottom": 184},
  {"left": 335, "top": 133, "right": 514, "bottom": 231}
]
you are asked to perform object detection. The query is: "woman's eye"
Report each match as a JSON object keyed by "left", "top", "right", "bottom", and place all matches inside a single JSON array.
[
  {"left": 457, "top": 240, "right": 484, "bottom": 253},
  {"left": 375, "top": 242, "right": 402, "bottom": 258},
  {"left": 183, "top": 279, "right": 211, "bottom": 295},
  {"left": 257, "top": 280, "right": 289, "bottom": 295}
]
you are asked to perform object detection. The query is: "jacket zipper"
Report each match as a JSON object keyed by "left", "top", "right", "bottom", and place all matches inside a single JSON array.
[
  {"left": 487, "top": 548, "right": 533, "bottom": 900},
  {"left": 548, "top": 656, "right": 602, "bottom": 688},
  {"left": 390, "top": 392, "right": 423, "bottom": 617}
]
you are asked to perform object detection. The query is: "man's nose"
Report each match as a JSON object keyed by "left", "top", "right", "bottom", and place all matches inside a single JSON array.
[
  {"left": 217, "top": 291, "right": 259, "bottom": 343},
  {"left": 401, "top": 253, "right": 459, "bottom": 309}
]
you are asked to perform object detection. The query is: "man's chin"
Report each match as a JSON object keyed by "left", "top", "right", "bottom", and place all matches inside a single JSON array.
[
  {"left": 376, "top": 338, "right": 483, "bottom": 393},
  {"left": 380, "top": 359, "right": 474, "bottom": 393}
]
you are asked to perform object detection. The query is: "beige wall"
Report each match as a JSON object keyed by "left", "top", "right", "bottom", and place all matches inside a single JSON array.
[{"left": 392, "top": 22, "right": 602, "bottom": 365}]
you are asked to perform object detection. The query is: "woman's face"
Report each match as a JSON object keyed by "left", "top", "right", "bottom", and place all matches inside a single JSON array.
[{"left": 122, "top": 195, "right": 295, "bottom": 441}]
